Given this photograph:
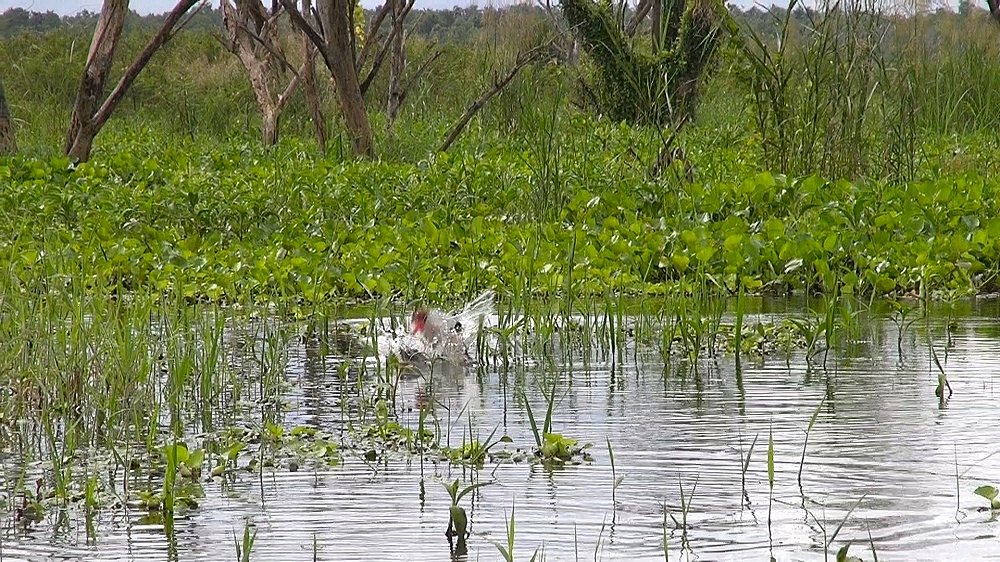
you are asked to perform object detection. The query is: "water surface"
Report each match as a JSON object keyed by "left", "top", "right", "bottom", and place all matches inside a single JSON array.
[{"left": 7, "top": 298, "right": 1000, "bottom": 561}]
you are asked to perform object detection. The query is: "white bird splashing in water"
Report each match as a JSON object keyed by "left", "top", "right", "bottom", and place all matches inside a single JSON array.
[{"left": 395, "top": 290, "right": 496, "bottom": 365}]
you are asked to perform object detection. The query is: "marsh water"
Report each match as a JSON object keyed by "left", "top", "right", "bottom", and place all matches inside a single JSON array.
[{"left": 6, "top": 298, "right": 1000, "bottom": 561}]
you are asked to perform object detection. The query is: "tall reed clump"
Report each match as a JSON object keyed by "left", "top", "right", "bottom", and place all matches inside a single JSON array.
[
  {"left": 898, "top": 8, "right": 1000, "bottom": 136},
  {"left": 561, "top": 0, "right": 732, "bottom": 126},
  {"left": 739, "top": 0, "right": 917, "bottom": 181}
]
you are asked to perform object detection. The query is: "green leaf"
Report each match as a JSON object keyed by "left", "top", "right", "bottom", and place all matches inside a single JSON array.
[
  {"left": 671, "top": 253, "right": 690, "bottom": 272},
  {"left": 974, "top": 485, "right": 999, "bottom": 502}
]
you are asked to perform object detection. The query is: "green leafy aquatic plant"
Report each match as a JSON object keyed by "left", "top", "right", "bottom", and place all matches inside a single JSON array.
[
  {"left": 443, "top": 478, "right": 494, "bottom": 556},
  {"left": 931, "top": 345, "right": 954, "bottom": 400},
  {"left": 4, "top": 142, "right": 1000, "bottom": 307},
  {"left": 974, "top": 485, "right": 1000, "bottom": 510},
  {"left": 540, "top": 432, "right": 579, "bottom": 462},
  {"left": 521, "top": 383, "right": 592, "bottom": 464},
  {"left": 441, "top": 422, "right": 511, "bottom": 467}
]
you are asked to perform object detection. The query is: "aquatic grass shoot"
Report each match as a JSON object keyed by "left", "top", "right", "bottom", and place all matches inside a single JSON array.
[
  {"left": 607, "top": 437, "right": 622, "bottom": 508},
  {"left": 522, "top": 378, "right": 557, "bottom": 450},
  {"left": 767, "top": 424, "right": 775, "bottom": 529},
  {"left": 739, "top": 430, "right": 759, "bottom": 504},
  {"left": 233, "top": 517, "right": 257, "bottom": 562},
  {"left": 494, "top": 501, "right": 541, "bottom": 562},
  {"left": 798, "top": 397, "right": 826, "bottom": 488},
  {"left": 801, "top": 493, "right": 869, "bottom": 561}
]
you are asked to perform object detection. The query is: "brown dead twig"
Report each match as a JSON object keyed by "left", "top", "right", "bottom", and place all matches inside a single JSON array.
[{"left": 439, "top": 42, "right": 552, "bottom": 153}]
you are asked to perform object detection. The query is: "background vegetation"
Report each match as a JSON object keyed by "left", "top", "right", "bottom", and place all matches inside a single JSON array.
[{"left": 2, "top": 1, "right": 1000, "bottom": 302}]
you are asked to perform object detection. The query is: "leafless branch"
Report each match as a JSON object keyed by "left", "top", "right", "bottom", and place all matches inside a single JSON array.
[
  {"left": 359, "top": 0, "right": 414, "bottom": 95},
  {"left": 400, "top": 46, "right": 442, "bottom": 102},
  {"left": 280, "top": 0, "right": 328, "bottom": 63},
  {"left": 169, "top": 0, "right": 209, "bottom": 40},
  {"left": 626, "top": 0, "right": 652, "bottom": 37},
  {"left": 231, "top": 14, "right": 299, "bottom": 75},
  {"left": 439, "top": 44, "right": 548, "bottom": 152},
  {"left": 91, "top": 0, "right": 203, "bottom": 130},
  {"left": 357, "top": 1, "right": 393, "bottom": 70}
]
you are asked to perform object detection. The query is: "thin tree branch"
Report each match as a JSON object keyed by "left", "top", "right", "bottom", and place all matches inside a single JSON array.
[
  {"left": 439, "top": 45, "right": 547, "bottom": 152},
  {"left": 357, "top": 0, "right": 393, "bottom": 70},
  {"left": 230, "top": 12, "right": 299, "bottom": 75},
  {"left": 626, "top": 0, "right": 652, "bottom": 37},
  {"left": 170, "top": 0, "right": 209, "bottom": 39},
  {"left": 276, "top": 60, "right": 308, "bottom": 112},
  {"left": 280, "top": 0, "right": 328, "bottom": 64},
  {"left": 359, "top": 0, "right": 413, "bottom": 96},
  {"left": 398, "top": 46, "right": 442, "bottom": 106},
  {"left": 91, "top": 0, "right": 203, "bottom": 130}
]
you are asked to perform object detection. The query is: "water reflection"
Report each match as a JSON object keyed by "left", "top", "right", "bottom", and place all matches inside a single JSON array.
[{"left": 6, "top": 301, "right": 1000, "bottom": 560}]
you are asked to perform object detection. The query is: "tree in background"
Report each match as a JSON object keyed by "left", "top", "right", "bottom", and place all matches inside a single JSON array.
[
  {"left": 221, "top": 0, "right": 305, "bottom": 146},
  {"left": 282, "top": 0, "right": 373, "bottom": 157},
  {"left": 65, "top": 0, "right": 205, "bottom": 162},
  {"left": 300, "top": 0, "right": 328, "bottom": 152},
  {"left": 0, "top": 79, "right": 14, "bottom": 155},
  {"left": 560, "top": 0, "right": 732, "bottom": 126}
]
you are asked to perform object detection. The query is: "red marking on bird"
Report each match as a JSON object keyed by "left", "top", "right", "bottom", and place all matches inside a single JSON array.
[{"left": 411, "top": 308, "right": 428, "bottom": 335}]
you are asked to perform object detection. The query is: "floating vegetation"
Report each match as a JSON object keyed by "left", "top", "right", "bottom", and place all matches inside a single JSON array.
[{"left": 974, "top": 485, "right": 1000, "bottom": 511}]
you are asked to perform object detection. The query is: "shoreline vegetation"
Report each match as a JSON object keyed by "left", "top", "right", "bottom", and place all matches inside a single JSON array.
[{"left": 2, "top": 135, "right": 999, "bottom": 306}]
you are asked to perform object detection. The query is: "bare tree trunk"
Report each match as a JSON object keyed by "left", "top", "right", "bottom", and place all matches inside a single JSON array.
[
  {"left": 0, "top": 79, "right": 14, "bottom": 155},
  {"left": 65, "top": 0, "right": 128, "bottom": 159},
  {"left": 283, "top": 0, "right": 372, "bottom": 157},
  {"left": 222, "top": 0, "right": 302, "bottom": 146},
  {"left": 66, "top": 0, "right": 203, "bottom": 162},
  {"left": 301, "top": 0, "right": 327, "bottom": 151},
  {"left": 651, "top": 0, "right": 661, "bottom": 51},
  {"left": 386, "top": 0, "right": 406, "bottom": 124},
  {"left": 320, "top": 0, "right": 372, "bottom": 156}
]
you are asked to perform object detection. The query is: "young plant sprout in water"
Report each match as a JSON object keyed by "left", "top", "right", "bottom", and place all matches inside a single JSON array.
[
  {"left": 443, "top": 478, "right": 493, "bottom": 556},
  {"left": 974, "top": 485, "right": 1000, "bottom": 511}
]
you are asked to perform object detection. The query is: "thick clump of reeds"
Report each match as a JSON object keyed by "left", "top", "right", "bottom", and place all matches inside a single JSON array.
[{"left": 560, "top": 0, "right": 731, "bottom": 125}]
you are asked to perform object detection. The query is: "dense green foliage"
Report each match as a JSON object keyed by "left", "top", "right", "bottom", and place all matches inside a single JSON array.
[
  {"left": 1, "top": 123, "right": 997, "bottom": 305},
  {"left": 561, "top": 0, "right": 729, "bottom": 124},
  {"left": 2, "top": 4, "right": 1000, "bottom": 304}
]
